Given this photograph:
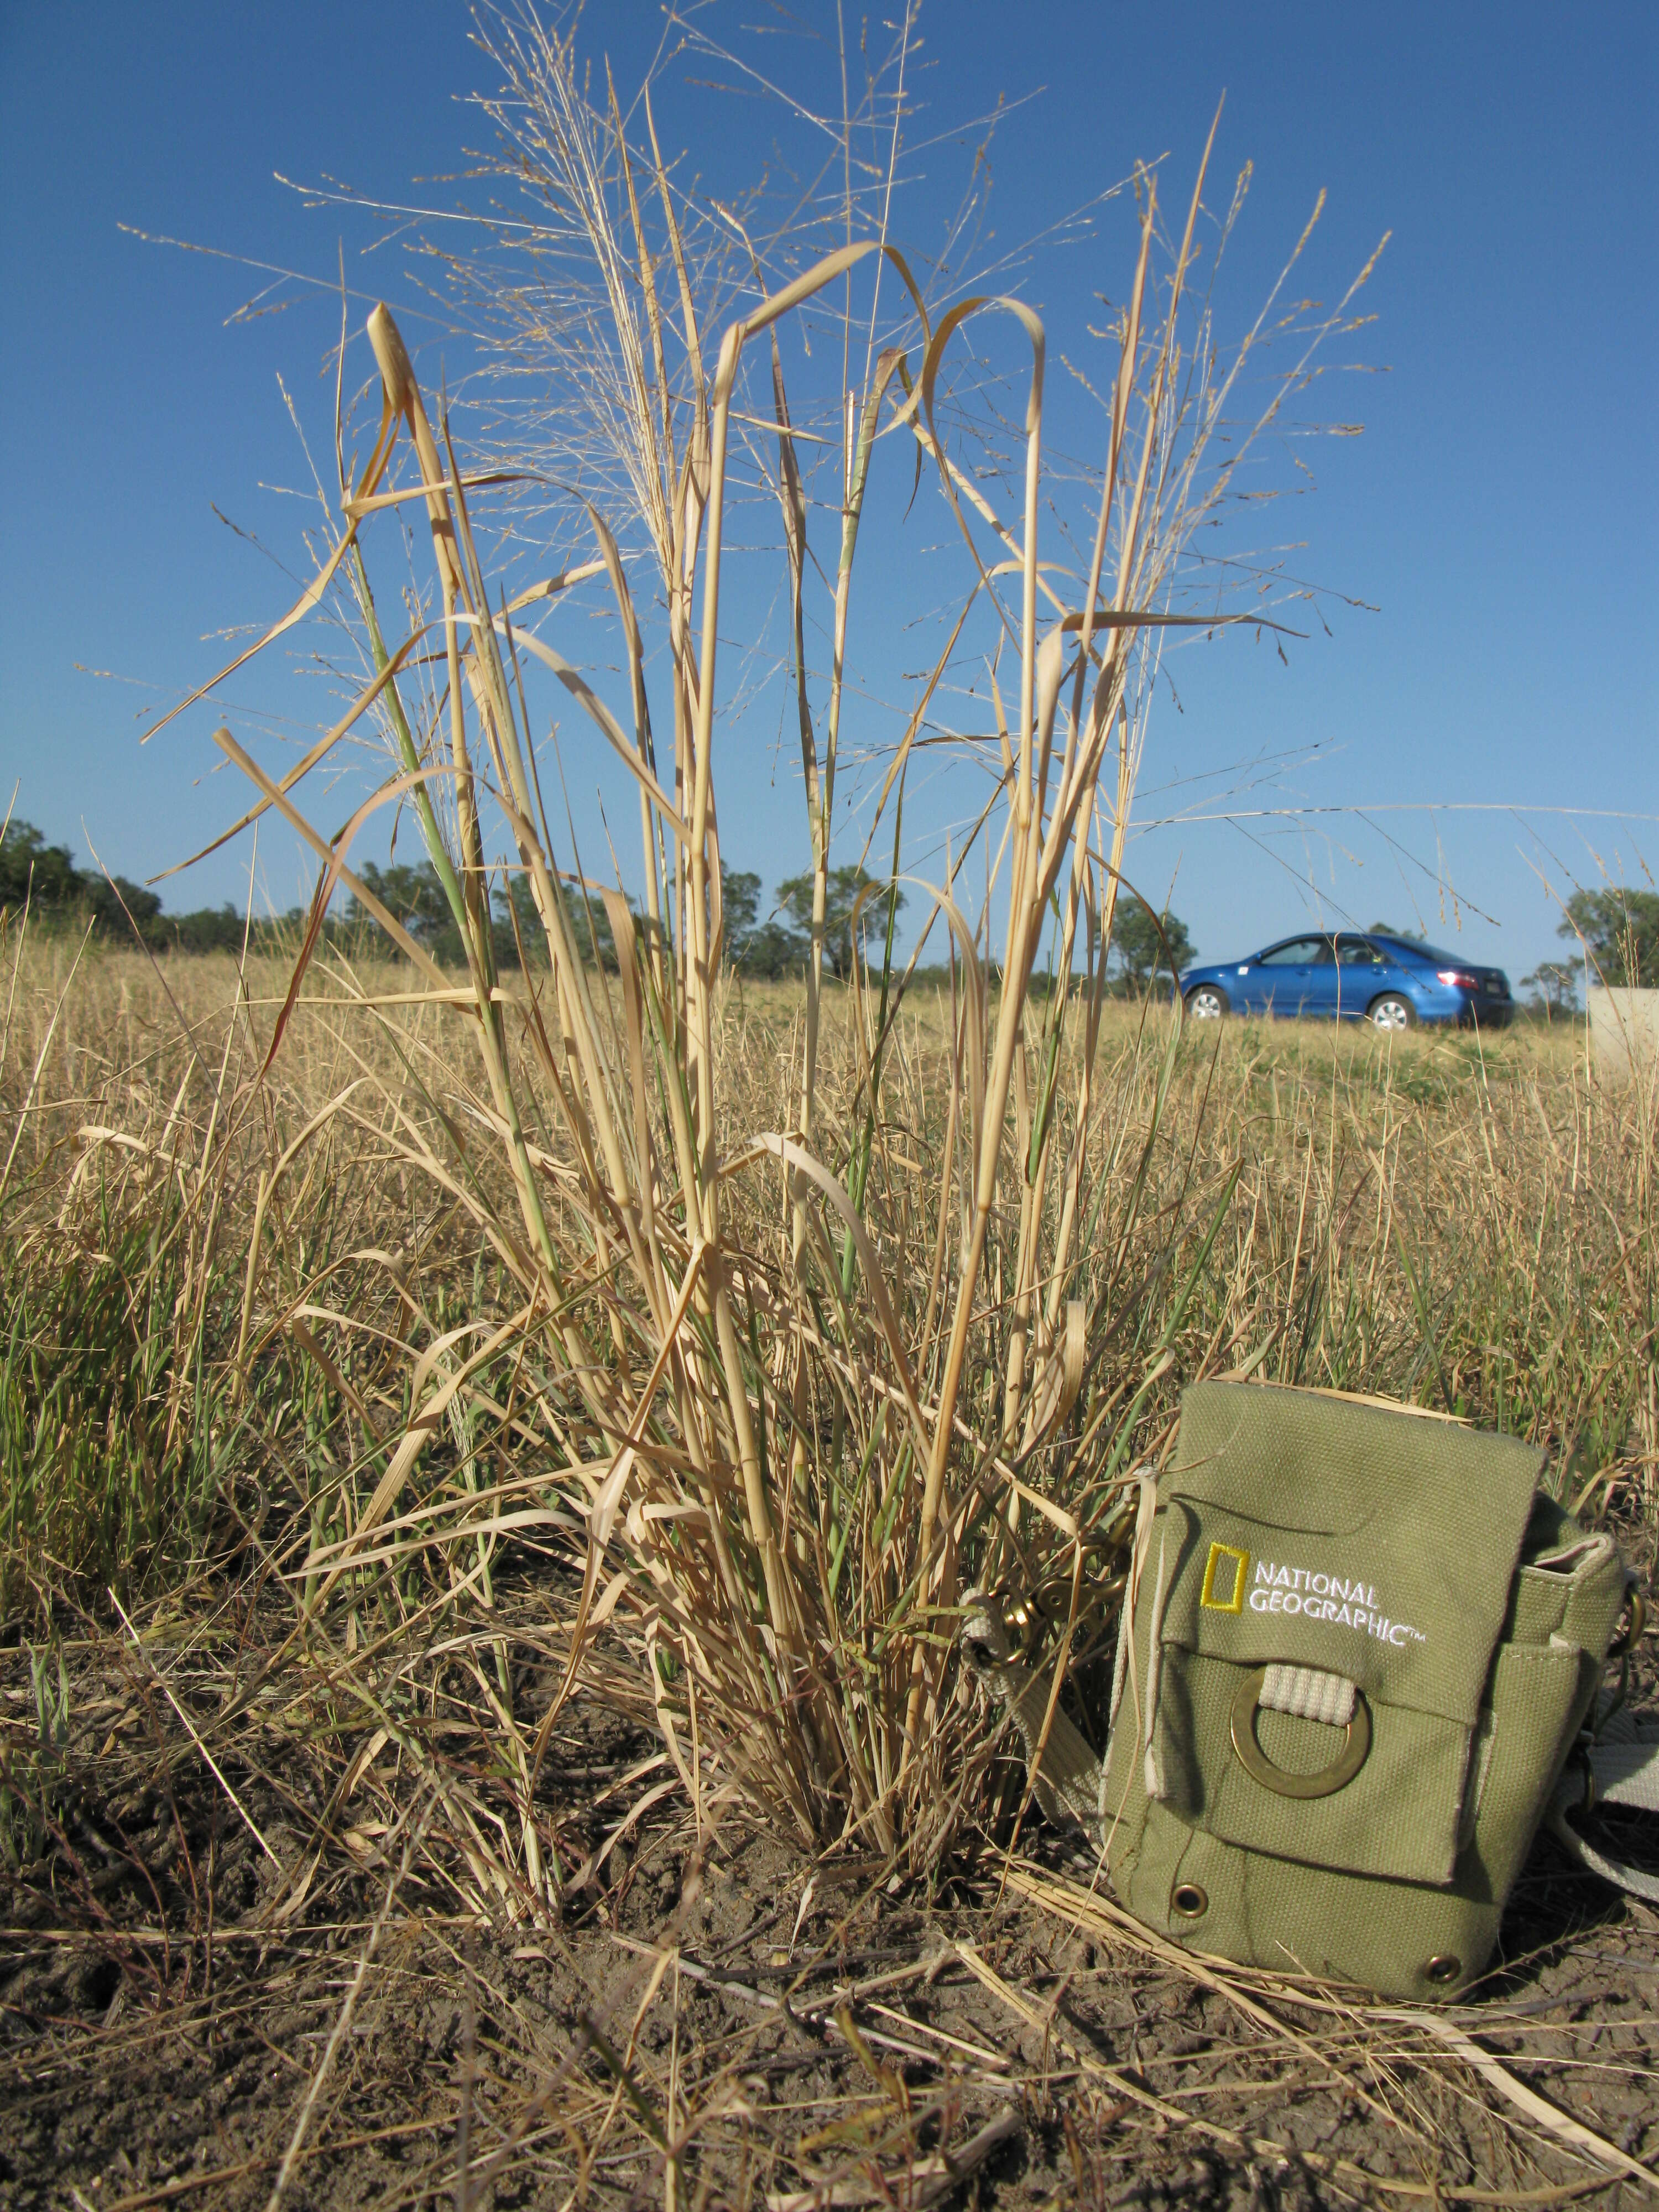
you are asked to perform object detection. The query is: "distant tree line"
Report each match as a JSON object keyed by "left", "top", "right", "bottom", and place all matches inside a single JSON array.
[
  {"left": 357, "top": 854, "right": 1201, "bottom": 996},
  {"left": 348, "top": 860, "right": 909, "bottom": 978},
  {"left": 727, "top": 873, "right": 1198, "bottom": 995},
  {"left": 721, "top": 865, "right": 905, "bottom": 980},
  {"left": 0, "top": 821, "right": 259, "bottom": 952},
  {"left": 0, "top": 821, "right": 634, "bottom": 969},
  {"left": 14, "top": 813, "right": 1650, "bottom": 1007},
  {"left": 2, "top": 818, "right": 1209, "bottom": 993},
  {"left": 0, "top": 821, "right": 909, "bottom": 979}
]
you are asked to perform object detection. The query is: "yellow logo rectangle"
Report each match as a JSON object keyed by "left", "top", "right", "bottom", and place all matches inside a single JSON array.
[{"left": 1200, "top": 1541, "right": 1250, "bottom": 1613}]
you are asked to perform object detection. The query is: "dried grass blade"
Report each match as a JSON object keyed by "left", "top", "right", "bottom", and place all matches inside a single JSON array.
[
  {"left": 139, "top": 518, "right": 368, "bottom": 749},
  {"left": 151, "top": 625, "right": 434, "bottom": 883},
  {"left": 529, "top": 1243, "right": 710, "bottom": 1778},
  {"left": 262, "top": 1805, "right": 425, "bottom": 2212},
  {"left": 756, "top": 1136, "right": 930, "bottom": 1459},
  {"left": 1379, "top": 2012, "right": 1659, "bottom": 2190}
]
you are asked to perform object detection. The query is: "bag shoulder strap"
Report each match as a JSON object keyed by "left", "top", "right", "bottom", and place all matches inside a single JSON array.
[
  {"left": 962, "top": 1590, "right": 1104, "bottom": 1832},
  {"left": 1548, "top": 1700, "right": 1659, "bottom": 1905}
]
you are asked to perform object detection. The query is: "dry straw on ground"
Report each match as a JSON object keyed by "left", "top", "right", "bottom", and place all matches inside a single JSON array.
[{"left": 3, "top": 945, "right": 1652, "bottom": 1898}]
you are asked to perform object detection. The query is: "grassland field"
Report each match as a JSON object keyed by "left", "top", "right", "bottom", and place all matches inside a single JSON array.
[{"left": 0, "top": 939, "right": 1653, "bottom": 2210}]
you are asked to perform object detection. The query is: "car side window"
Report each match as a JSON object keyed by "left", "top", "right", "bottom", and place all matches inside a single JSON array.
[
  {"left": 1259, "top": 938, "right": 1326, "bottom": 966},
  {"left": 1337, "top": 938, "right": 1383, "bottom": 967}
]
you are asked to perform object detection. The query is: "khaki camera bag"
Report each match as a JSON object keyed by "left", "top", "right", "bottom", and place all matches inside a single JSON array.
[{"left": 967, "top": 1381, "right": 1653, "bottom": 2002}]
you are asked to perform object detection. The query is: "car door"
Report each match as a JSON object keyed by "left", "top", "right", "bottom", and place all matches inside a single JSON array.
[
  {"left": 1299, "top": 935, "right": 1340, "bottom": 1018},
  {"left": 1249, "top": 937, "right": 1330, "bottom": 1018},
  {"left": 1333, "top": 935, "right": 1389, "bottom": 1021}
]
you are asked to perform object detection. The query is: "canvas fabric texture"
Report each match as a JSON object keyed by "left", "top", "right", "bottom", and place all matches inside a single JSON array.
[{"left": 1098, "top": 1382, "right": 1629, "bottom": 2000}]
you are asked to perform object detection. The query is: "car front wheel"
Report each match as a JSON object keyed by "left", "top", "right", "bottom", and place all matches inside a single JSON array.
[
  {"left": 1187, "top": 985, "right": 1228, "bottom": 1020},
  {"left": 1368, "top": 993, "right": 1415, "bottom": 1031}
]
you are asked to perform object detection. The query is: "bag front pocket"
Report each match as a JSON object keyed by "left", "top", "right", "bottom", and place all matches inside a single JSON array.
[{"left": 1152, "top": 1645, "right": 1475, "bottom": 1885}]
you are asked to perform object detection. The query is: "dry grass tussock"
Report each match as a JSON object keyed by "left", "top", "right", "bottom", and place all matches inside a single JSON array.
[{"left": 43, "top": 50, "right": 1399, "bottom": 1877}]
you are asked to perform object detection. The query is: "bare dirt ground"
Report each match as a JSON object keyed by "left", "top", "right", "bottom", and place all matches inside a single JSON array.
[{"left": 3, "top": 1601, "right": 1655, "bottom": 2212}]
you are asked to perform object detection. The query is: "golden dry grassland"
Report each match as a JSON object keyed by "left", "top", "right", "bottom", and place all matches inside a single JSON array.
[
  {"left": 2, "top": 940, "right": 1656, "bottom": 2208},
  {"left": 1, "top": 937, "right": 1655, "bottom": 2208}
]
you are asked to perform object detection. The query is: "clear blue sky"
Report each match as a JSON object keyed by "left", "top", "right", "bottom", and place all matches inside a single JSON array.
[{"left": 1, "top": 1, "right": 1653, "bottom": 978}]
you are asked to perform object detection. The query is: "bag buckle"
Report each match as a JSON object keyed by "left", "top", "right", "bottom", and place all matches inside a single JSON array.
[{"left": 1230, "top": 1665, "right": 1372, "bottom": 1798}]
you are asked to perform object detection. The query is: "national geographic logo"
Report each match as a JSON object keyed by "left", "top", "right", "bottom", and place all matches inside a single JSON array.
[
  {"left": 1199, "top": 1542, "right": 1250, "bottom": 1612},
  {"left": 1198, "top": 1541, "right": 1425, "bottom": 1648}
]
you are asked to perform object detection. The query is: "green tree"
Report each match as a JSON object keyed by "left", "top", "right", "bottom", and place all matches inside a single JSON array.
[
  {"left": 160, "top": 904, "right": 252, "bottom": 954},
  {"left": 1557, "top": 887, "right": 1659, "bottom": 988},
  {"left": 721, "top": 864, "right": 807, "bottom": 979},
  {"left": 1, "top": 821, "right": 81, "bottom": 912},
  {"left": 739, "top": 919, "right": 810, "bottom": 979},
  {"left": 351, "top": 860, "right": 455, "bottom": 946},
  {"left": 85, "top": 873, "right": 163, "bottom": 937},
  {"left": 0, "top": 818, "right": 160, "bottom": 940},
  {"left": 774, "top": 865, "right": 904, "bottom": 983},
  {"left": 497, "top": 867, "right": 638, "bottom": 971},
  {"left": 720, "top": 867, "right": 760, "bottom": 943},
  {"left": 1519, "top": 962, "right": 1579, "bottom": 1020},
  {"left": 1109, "top": 900, "right": 1194, "bottom": 994}
]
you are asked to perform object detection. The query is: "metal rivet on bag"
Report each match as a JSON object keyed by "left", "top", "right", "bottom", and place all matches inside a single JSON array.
[
  {"left": 1425, "top": 1955, "right": 1462, "bottom": 1985},
  {"left": 1171, "top": 1884, "right": 1208, "bottom": 1919}
]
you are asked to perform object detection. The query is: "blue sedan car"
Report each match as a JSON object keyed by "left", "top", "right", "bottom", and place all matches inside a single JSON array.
[{"left": 1180, "top": 932, "right": 1514, "bottom": 1030}]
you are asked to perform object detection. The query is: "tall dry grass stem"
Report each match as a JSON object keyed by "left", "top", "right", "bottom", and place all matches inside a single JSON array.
[{"left": 105, "top": 33, "right": 1402, "bottom": 1875}]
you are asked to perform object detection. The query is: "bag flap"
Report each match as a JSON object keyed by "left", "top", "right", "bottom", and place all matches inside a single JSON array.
[
  {"left": 1126, "top": 1383, "right": 1544, "bottom": 1886},
  {"left": 1160, "top": 1382, "right": 1543, "bottom": 1725}
]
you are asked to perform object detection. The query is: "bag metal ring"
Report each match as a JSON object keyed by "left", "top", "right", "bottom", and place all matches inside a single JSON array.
[
  {"left": 1568, "top": 1740, "right": 1597, "bottom": 1815},
  {"left": 1608, "top": 1587, "right": 1646, "bottom": 1659},
  {"left": 1230, "top": 1666, "right": 1372, "bottom": 1799}
]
